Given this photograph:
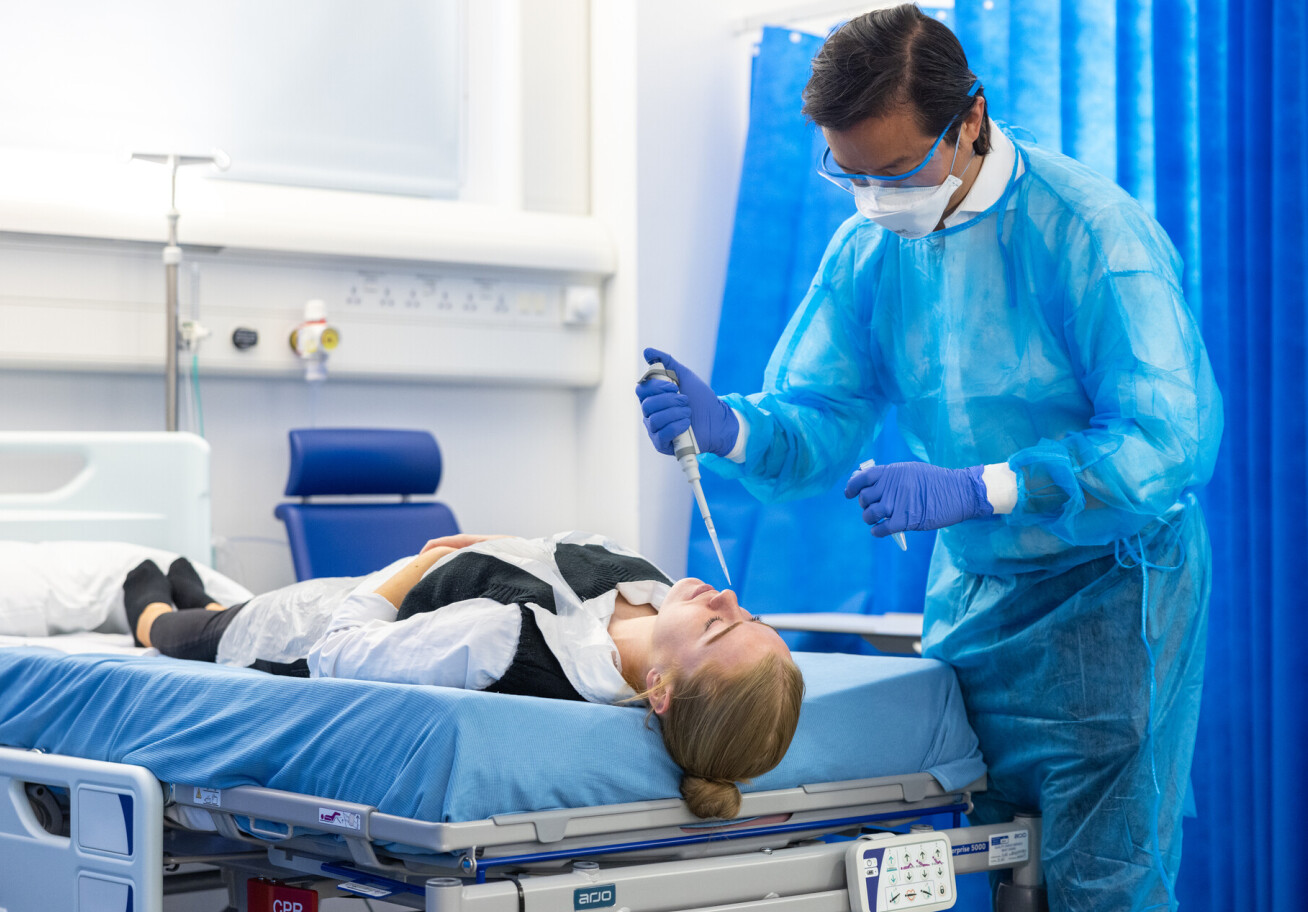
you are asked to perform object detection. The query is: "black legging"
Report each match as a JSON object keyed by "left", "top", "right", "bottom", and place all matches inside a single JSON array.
[{"left": 149, "top": 602, "right": 309, "bottom": 676}]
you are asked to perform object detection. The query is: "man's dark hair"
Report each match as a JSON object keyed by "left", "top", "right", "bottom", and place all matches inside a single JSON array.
[{"left": 802, "top": 4, "right": 991, "bottom": 156}]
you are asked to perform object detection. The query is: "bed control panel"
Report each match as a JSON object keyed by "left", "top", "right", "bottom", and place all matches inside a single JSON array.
[{"left": 846, "top": 831, "right": 956, "bottom": 911}]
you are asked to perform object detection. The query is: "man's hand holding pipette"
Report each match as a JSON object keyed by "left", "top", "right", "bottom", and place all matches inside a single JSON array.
[
  {"left": 636, "top": 349, "right": 735, "bottom": 584},
  {"left": 635, "top": 348, "right": 739, "bottom": 457}
]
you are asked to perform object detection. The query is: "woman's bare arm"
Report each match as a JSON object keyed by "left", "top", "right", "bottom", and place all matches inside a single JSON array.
[
  {"left": 419, "top": 533, "right": 514, "bottom": 554},
  {"left": 374, "top": 546, "right": 458, "bottom": 609}
]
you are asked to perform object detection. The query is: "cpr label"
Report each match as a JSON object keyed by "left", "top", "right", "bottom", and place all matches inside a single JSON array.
[
  {"left": 574, "top": 884, "right": 616, "bottom": 909},
  {"left": 247, "top": 877, "right": 318, "bottom": 912}
]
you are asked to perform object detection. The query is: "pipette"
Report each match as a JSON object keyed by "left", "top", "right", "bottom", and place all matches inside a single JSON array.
[
  {"left": 640, "top": 361, "right": 732, "bottom": 584},
  {"left": 858, "top": 459, "right": 908, "bottom": 551}
]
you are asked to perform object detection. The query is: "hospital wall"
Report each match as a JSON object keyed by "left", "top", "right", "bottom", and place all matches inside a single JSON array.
[
  {"left": 0, "top": 367, "right": 581, "bottom": 594},
  {"left": 0, "top": 0, "right": 818, "bottom": 591}
]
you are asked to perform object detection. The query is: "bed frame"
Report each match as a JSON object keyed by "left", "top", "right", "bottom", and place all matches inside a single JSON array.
[{"left": 0, "top": 432, "right": 1048, "bottom": 912}]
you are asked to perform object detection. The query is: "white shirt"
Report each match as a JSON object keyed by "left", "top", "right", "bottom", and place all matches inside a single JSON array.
[
  {"left": 941, "top": 118, "right": 1023, "bottom": 228},
  {"left": 305, "top": 532, "right": 672, "bottom": 703}
]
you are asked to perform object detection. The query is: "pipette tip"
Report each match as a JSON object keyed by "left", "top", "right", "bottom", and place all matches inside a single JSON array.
[{"left": 707, "top": 527, "right": 731, "bottom": 585}]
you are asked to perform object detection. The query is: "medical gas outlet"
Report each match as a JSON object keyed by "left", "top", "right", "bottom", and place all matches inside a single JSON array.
[{"left": 289, "top": 299, "right": 339, "bottom": 382}]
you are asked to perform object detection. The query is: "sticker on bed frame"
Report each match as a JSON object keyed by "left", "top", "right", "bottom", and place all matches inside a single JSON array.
[
  {"left": 193, "top": 788, "right": 221, "bottom": 808},
  {"left": 987, "top": 830, "right": 1030, "bottom": 867},
  {"left": 573, "top": 884, "right": 617, "bottom": 909},
  {"left": 318, "top": 807, "right": 362, "bottom": 830}
]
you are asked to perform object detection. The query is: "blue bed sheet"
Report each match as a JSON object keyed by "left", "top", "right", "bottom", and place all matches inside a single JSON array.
[{"left": 0, "top": 648, "right": 983, "bottom": 823}]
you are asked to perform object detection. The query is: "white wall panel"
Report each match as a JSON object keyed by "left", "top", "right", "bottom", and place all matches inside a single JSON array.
[
  {"left": 0, "top": 370, "right": 579, "bottom": 595},
  {"left": 0, "top": 237, "right": 601, "bottom": 386}
]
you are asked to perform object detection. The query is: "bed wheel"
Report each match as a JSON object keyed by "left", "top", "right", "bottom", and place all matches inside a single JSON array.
[
  {"left": 24, "top": 782, "right": 69, "bottom": 837},
  {"left": 995, "top": 879, "right": 1050, "bottom": 912}
]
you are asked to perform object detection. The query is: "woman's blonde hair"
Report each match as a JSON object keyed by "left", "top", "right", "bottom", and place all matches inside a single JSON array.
[{"left": 650, "top": 652, "right": 804, "bottom": 819}]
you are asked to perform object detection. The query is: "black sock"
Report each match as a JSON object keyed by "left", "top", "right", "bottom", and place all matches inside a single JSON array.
[
  {"left": 123, "top": 560, "right": 173, "bottom": 647},
  {"left": 167, "top": 557, "right": 217, "bottom": 611}
]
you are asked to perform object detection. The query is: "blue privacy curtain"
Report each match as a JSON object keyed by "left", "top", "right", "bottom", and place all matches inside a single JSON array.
[
  {"left": 699, "top": 5, "right": 1305, "bottom": 910},
  {"left": 1166, "top": 3, "right": 1307, "bottom": 911}
]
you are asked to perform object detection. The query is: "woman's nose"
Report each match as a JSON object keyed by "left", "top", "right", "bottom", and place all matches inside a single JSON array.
[{"left": 708, "top": 590, "right": 743, "bottom": 615}]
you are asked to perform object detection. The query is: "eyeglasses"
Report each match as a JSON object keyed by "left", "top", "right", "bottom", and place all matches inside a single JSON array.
[{"left": 817, "top": 79, "right": 980, "bottom": 191}]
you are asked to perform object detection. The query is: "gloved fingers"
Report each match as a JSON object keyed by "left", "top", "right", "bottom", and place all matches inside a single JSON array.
[
  {"left": 843, "top": 464, "right": 886, "bottom": 499},
  {"left": 642, "top": 347, "right": 683, "bottom": 373},
  {"left": 864, "top": 504, "right": 917, "bottom": 532},
  {"left": 652, "top": 420, "right": 690, "bottom": 451},
  {"left": 869, "top": 511, "right": 911, "bottom": 537},
  {"left": 857, "top": 485, "right": 887, "bottom": 510},
  {"left": 638, "top": 389, "right": 688, "bottom": 419},
  {"left": 635, "top": 377, "right": 680, "bottom": 402},
  {"left": 861, "top": 502, "right": 891, "bottom": 526},
  {"left": 644, "top": 401, "right": 692, "bottom": 434}
]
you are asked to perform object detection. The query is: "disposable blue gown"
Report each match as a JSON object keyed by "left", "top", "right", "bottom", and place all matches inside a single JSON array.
[{"left": 704, "top": 127, "right": 1222, "bottom": 912}]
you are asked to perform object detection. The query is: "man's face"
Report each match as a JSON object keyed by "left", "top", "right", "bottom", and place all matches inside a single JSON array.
[
  {"left": 823, "top": 104, "right": 973, "bottom": 188},
  {"left": 648, "top": 577, "right": 790, "bottom": 679}
]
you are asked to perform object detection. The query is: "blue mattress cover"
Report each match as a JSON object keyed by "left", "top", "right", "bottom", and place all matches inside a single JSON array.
[{"left": 0, "top": 648, "right": 983, "bottom": 823}]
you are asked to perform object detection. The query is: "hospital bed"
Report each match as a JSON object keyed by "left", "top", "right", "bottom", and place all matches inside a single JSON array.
[{"left": 0, "top": 432, "right": 1047, "bottom": 912}]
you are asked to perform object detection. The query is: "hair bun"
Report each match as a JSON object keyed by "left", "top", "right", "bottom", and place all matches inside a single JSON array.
[{"left": 681, "top": 774, "right": 742, "bottom": 820}]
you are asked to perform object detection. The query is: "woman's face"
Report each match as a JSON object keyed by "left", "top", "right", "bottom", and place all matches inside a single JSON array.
[{"left": 648, "top": 577, "right": 791, "bottom": 679}]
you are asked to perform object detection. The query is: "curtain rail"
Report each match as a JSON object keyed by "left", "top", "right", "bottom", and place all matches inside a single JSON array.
[{"left": 733, "top": 0, "right": 953, "bottom": 36}]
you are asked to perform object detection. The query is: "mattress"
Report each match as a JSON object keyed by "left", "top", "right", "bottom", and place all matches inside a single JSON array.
[{"left": 0, "top": 647, "right": 984, "bottom": 823}]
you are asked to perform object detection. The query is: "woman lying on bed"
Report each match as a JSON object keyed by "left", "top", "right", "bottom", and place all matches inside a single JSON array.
[{"left": 125, "top": 530, "right": 804, "bottom": 819}]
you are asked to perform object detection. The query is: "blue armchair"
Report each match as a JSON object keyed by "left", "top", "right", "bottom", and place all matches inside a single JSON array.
[{"left": 274, "top": 428, "right": 460, "bottom": 581}]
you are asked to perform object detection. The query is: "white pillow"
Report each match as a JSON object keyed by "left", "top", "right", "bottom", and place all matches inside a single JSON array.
[{"left": 0, "top": 541, "right": 253, "bottom": 637}]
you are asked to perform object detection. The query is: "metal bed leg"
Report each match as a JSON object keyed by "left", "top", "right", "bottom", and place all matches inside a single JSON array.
[
  {"left": 427, "top": 876, "right": 464, "bottom": 912},
  {"left": 221, "top": 866, "right": 250, "bottom": 912},
  {"left": 995, "top": 813, "right": 1048, "bottom": 912}
]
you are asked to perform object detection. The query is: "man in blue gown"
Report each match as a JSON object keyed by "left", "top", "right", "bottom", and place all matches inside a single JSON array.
[{"left": 636, "top": 6, "right": 1222, "bottom": 911}]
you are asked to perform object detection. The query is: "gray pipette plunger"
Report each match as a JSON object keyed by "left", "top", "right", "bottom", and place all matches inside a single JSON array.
[{"left": 642, "top": 361, "right": 732, "bottom": 585}]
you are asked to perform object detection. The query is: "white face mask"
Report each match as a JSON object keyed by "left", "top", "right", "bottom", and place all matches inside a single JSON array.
[{"left": 852, "top": 135, "right": 976, "bottom": 239}]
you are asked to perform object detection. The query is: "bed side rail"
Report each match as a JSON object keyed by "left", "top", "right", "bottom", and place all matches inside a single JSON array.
[
  {"left": 0, "top": 745, "right": 164, "bottom": 912},
  {"left": 172, "top": 771, "right": 982, "bottom": 857}
]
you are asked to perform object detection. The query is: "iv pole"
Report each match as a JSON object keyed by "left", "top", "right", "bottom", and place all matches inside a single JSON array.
[{"left": 130, "top": 150, "right": 230, "bottom": 431}]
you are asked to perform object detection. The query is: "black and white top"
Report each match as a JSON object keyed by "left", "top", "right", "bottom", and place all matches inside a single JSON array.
[{"left": 215, "top": 532, "right": 672, "bottom": 704}]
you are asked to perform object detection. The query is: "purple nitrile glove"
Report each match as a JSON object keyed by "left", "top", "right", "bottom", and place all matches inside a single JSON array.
[
  {"left": 635, "top": 348, "right": 740, "bottom": 457},
  {"left": 844, "top": 461, "right": 993, "bottom": 536}
]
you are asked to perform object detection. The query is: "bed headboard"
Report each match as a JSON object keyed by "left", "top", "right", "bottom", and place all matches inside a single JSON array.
[{"left": 0, "top": 432, "right": 212, "bottom": 561}]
